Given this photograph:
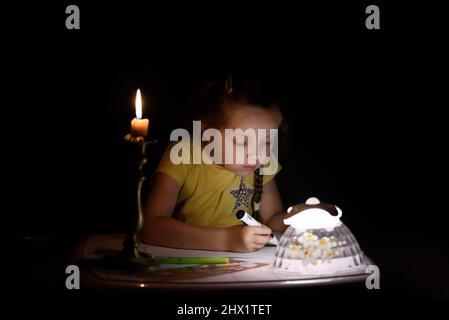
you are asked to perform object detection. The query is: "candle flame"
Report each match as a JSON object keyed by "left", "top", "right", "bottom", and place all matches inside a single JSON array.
[{"left": 135, "top": 89, "right": 142, "bottom": 119}]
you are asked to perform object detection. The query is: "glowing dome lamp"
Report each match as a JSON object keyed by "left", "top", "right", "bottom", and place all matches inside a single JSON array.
[{"left": 273, "top": 197, "right": 367, "bottom": 276}]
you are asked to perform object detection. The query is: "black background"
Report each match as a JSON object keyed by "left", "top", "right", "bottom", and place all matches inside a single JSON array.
[{"left": 6, "top": 1, "right": 448, "bottom": 305}]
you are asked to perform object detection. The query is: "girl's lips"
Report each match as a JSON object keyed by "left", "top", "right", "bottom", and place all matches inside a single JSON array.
[{"left": 242, "top": 165, "right": 257, "bottom": 171}]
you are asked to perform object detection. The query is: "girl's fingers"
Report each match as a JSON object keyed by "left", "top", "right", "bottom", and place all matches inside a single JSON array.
[
  {"left": 253, "top": 235, "right": 271, "bottom": 245},
  {"left": 251, "top": 243, "right": 264, "bottom": 251},
  {"left": 251, "top": 226, "right": 272, "bottom": 236}
]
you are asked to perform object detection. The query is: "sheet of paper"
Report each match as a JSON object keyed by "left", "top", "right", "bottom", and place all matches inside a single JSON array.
[{"left": 84, "top": 234, "right": 277, "bottom": 264}]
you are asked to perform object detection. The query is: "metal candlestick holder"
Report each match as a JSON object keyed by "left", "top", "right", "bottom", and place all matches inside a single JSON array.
[{"left": 90, "top": 134, "right": 160, "bottom": 272}]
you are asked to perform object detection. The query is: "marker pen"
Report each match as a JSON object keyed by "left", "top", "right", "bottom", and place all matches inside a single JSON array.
[{"left": 235, "top": 210, "right": 279, "bottom": 245}]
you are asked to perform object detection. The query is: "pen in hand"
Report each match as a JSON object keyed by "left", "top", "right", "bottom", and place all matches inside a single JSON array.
[{"left": 235, "top": 210, "right": 278, "bottom": 245}]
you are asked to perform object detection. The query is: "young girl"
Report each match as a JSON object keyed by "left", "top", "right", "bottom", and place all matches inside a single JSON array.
[{"left": 142, "top": 74, "right": 287, "bottom": 252}]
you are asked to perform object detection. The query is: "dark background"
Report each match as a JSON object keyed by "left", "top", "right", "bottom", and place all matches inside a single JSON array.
[{"left": 6, "top": 1, "right": 448, "bottom": 303}]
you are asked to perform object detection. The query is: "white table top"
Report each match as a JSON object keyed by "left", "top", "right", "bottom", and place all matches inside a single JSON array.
[{"left": 77, "top": 234, "right": 372, "bottom": 289}]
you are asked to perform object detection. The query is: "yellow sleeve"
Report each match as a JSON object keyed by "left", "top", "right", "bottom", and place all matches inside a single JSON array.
[{"left": 155, "top": 142, "right": 192, "bottom": 187}]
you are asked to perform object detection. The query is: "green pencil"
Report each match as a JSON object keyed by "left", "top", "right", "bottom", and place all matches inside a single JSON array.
[{"left": 158, "top": 257, "right": 230, "bottom": 264}]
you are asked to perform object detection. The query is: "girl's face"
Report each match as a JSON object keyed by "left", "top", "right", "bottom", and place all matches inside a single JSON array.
[{"left": 219, "top": 103, "right": 282, "bottom": 177}]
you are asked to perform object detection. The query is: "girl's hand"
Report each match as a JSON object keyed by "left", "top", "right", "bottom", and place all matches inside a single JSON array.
[{"left": 225, "top": 225, "right": 272, "bottom": 252}]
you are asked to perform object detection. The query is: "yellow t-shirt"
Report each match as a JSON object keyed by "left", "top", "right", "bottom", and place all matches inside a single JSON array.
[{"left": 155, "top": 141, "right": 281, "bottom": 228}]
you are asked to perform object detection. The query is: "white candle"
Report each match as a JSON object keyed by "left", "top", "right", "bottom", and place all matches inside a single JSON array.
[{"left": 130, "top": 89, "right": 149, "bottom": 137}]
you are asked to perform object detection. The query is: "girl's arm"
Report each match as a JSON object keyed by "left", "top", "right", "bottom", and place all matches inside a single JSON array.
[
  {"left": 141, "top": 172, "right": 271, "bottom": 252},
  {"left": 259, "top": 179, "right": 287, "bottom": 232}
]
